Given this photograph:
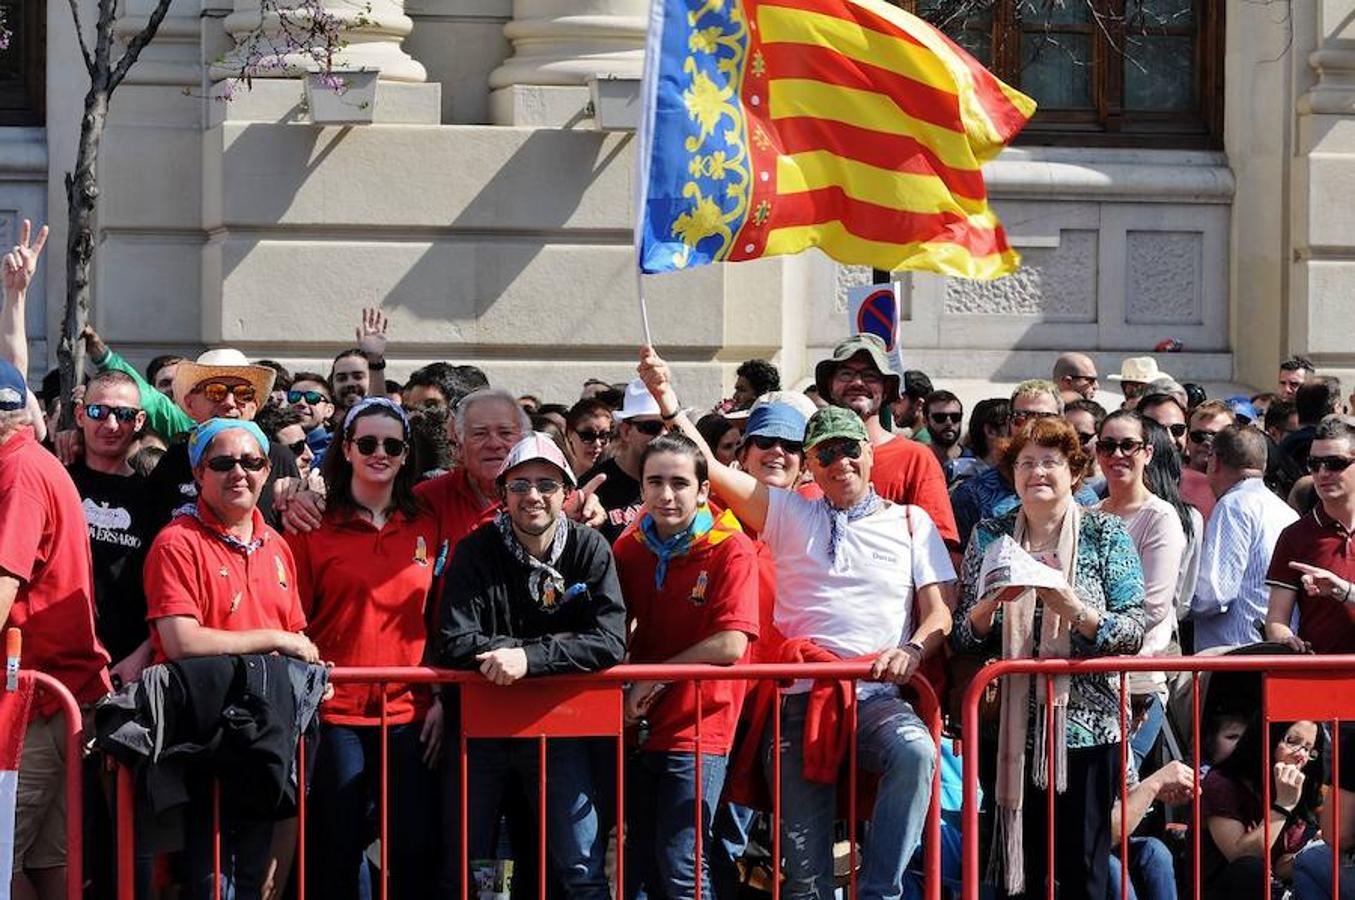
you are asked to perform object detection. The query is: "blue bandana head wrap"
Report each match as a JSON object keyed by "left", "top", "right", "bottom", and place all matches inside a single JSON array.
[
  {"left": 188, "top": 418, "right": 270, "bottom": 467},
  {"left": 342, "top": 396, "right": 410, "bottom": 436}
]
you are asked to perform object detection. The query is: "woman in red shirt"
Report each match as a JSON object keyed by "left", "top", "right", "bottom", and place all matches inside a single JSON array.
[{"left": 286, "top": 397, "right": 444, "bottom": 900}]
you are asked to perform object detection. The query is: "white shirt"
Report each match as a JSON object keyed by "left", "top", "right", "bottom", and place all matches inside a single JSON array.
[
  {"left": 763, "top": 489, "right": 956, "bottom": 695},
  {"left": 1190, "top": 477, "right": 1299, "bottom": 651}
]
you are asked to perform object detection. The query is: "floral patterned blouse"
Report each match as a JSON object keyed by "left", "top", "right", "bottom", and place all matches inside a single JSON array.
[{"left": 952, "top": 507, "right": 1147, "bottom": 748}]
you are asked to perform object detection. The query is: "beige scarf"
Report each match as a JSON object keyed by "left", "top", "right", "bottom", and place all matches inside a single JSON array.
[{"left": 989, "top": 503, "right": 1080, "bottom": 896}]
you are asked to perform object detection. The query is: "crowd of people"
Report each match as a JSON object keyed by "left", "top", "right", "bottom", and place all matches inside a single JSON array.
[{"left": 4, "top": 216, "right": 1355, "bottom": 900}]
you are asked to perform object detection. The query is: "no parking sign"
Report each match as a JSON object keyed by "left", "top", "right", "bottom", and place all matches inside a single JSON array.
[{"left": 846, "top": 282, "right": 906, "bottom": 379}]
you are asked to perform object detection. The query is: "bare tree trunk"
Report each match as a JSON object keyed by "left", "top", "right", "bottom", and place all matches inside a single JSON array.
[{"left": 56, "top": 86, "right": 108, "bottom": 429}]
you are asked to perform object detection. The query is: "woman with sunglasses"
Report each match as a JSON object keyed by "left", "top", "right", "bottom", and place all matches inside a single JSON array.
[
  {"left": 1201, "top": 715, "right": 1325, "bottom": 899},
  {"left": 284, "top": 397, "right": 444, "bottom": 900},
  {"left": 564, "top": 398, "right": 615, "bottom": 475},
  {"left": 953, "top": 416, "right": 1145, "bottom": 900},
  {"left": 1093, "top": 411, "right": 1189, "bottom": 767}
]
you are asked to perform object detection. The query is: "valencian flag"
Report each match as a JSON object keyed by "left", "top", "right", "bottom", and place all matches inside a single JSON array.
[{"left": 635, "top": 0, "right": 1036, "bottom": 280}]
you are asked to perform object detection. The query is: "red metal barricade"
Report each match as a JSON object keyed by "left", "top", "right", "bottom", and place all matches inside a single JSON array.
[
  {"left": 3, "top": 669, "right": 86, "bottom": 900},
  {"left": 959, "top": 655, "right": 1355, "bottom": 900},
  {"left": 108, "top": 663, "right": 945, "bottom": 900}
]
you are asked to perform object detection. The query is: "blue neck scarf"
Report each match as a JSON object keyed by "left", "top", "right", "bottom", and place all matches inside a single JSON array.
[
  {"left": 825, "top": 488, "right": 883, "bottom": 571},
  {"left": 638, "top": 505, "right": 714, "bottom": 589}
]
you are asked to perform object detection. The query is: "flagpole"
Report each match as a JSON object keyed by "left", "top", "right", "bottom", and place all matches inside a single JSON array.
[{"left": 636, "top": 269, "right": 655, "bottom": 348}]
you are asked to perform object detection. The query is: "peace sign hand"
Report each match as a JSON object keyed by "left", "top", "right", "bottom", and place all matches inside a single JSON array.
[
  {"left": 3, "top": 220, "right": 49, "bottom": 301},
  {"left": 356, "top": 307, "right": 388, "bottom": 359}
]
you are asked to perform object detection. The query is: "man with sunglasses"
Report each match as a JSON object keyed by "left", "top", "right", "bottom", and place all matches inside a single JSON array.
[
  {"left": 144, "top": 348, "right": 300, "bottom": 531},
  {"left": 950, "top": 380, "right": 1100, "bottom": 551},
  {"left": 441, "top": 433, "right": 626, "bottom": 899},
  {"left": 1265, "top": 416, "right": 1355, "bottom": 655},
  {"left": 1189, "top": 425, "right": 1297, "bottom": 651},
  {"left": 921, "top": 390, "right": 973, "bottom": 488},
  {"left": 1052, "top": 352, "right": 1100, "bottom": 404},
  {"left": 581, "top": 378, "right": 669, "bottom": 544},
  {"left": 637, "top": 347, "right": 954, "bottom": 900},
  {"left": 66, "top": 370, "right": 159, "bottom": 686},
  {"left": 813, "top": 334, "right": 959, "bottom": 549},
  {"left": 287, "top": 372, "right": 336, "bottom": 459}
]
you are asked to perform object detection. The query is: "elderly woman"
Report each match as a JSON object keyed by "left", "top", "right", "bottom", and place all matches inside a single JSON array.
[{"left": 952, "top": 417, "right": 1145, "bottom": 900}]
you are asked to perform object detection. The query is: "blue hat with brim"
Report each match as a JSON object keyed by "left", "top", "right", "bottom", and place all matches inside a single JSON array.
[
  {"left": 1226, "top": 395, "right": 1258, "bottom": 423},
  {"left": 742, "top": 402, "right": 808, "bottom": 447},
  {"left": 0, "top": 359, "right": 26, "bottom": 412},
  {"left": 188, "top": 418, "right": 270, "bottom": 467}
]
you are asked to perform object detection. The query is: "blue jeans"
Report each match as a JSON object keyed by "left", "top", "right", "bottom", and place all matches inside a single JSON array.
[
  {"left": 712, "top": 802, "right": 758, "bottom": 900},
  {"left": 1292, "top": 842, "right": 1355, "bottom": 899},
  {"left": 307, "top": 722, "right": 439, "bottom": 900},
  {"left": 1130, "top": 695, "right": 1166, "bottom": 772},
  {"left": 180, "top": 775, "right": 274, "bottom": 900},
  {"left": 1107, "top": 836, "right": 1178, "bottom": 900},
  {"left": 465, "top": 737, "right": 613, "bottom": 900},
  {"left": 762, "top": 691, "right": 936, "bottom": 900},
  {"left": 625, "top": 750, "right": 729, "bottom": 900}
]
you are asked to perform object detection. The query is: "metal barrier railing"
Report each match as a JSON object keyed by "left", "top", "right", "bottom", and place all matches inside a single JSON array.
[
  {"left": 106, "top": 662, "right": 944, "bottom": 900},
  {"left": 960, "top": 654, "right": 1355, "bottom": 900}
]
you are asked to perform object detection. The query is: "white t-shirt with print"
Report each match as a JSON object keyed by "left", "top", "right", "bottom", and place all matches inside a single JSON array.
[{"left": 763, "top": 489, "right": 956, "bottom": 694}]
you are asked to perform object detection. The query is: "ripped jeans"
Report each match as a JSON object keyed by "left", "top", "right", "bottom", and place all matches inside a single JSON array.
[{"left": 761, "top": 690, "right": 936, "bottom": 900}]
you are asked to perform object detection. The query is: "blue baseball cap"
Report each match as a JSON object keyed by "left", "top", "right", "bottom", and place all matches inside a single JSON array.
[
  {"left": 0, "top": 359, "right": 25, "bottom": 412},
  {"left": 742, "top": 402, "right": 808, "bottom": 447},
  {"left": 1226, "top": 395, "right": 1258, "bottom": 423},
  {"left": 188, "top": 418, "right": 270, "bottom": 467}
]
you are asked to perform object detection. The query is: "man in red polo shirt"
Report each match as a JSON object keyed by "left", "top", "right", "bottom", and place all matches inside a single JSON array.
[
  {"left": 813, "top": 335, "right": 959, "bottom": 551},
  {"left": 1265, "top": 416, "right": 1355, "bottom": 653},
  {"left": 0, "top": 358, "right": 112, "bottom": 900},
  {"left": 613, "top": 432, "right": 759, "bottom": 900},
  {"left": 143, "top": 418, "right": 316, "bottom": 900}
]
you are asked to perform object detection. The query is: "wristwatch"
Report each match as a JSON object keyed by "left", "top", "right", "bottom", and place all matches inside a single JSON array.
[
  {"left": 1072, "top": 604, "right": 1091, "bottom": 630},
  {"left": 902, "top": 640, "right": 926, "bottom": 658}
]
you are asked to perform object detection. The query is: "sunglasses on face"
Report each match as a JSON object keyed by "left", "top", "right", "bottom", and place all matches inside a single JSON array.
[
  {"left": 206, "top": 455, "right": 268, "bottom": 473},
  {"left": 198, "top": 382, "right": 257, "bottom": 404},
  {"left": 352, "top": 436, "right": 407, "bottom": 457},
  {"left": 286, "top": 438, "right": 308, "bottom": 457},
  {"left": 1162, "top": 422, "right": 1188, "bottom": 438},
  {"left": 832, "top": 367, "right": 883, "bottom": 386},
  {"left": 1076, "top": 432, "right": 1097, "bottom": 445},
  {"left": 1309, "top": 456, "right": 1355, "bottom": 474},
  {"left": 506, "top": 477, "right": 564, "bottom": 496},
  {"left": 1095, "top": 438, "right": 1145, "bottom": 457},
  {"left": 629, "top": 420, "right": 665, "bottom": 437},
  {"left": 1011, "top": 410, "right": 1058, "bottom": 425},
  {"left": 84, "top": 403, "right": 139, "bottom": 424},
  {"left": 928, "top": 412, "right": 962, "bottom": 425},
  {"left": 287, "top": 389, "right": 330, "bottom": 405},
  {"left": 749, "top": 435, "right": 803, "bottom": 454},
  {"left": 813, "top": 441, "right": 863, "bottom": 467},
  {"left": 574, "top": 428, "right": 613, "bottom": 444},
  {"left": 1188, "top": 429, "right": 1220, "bottom": 445}
]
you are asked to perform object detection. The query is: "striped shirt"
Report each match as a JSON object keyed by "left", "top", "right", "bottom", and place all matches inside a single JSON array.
[{"left": 1190, "top": 477, "right": 1298, "bottom": 651}]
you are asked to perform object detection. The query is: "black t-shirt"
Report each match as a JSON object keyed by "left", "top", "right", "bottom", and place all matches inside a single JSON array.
[
  {"left": 66, "top": 460, "right": 156, "bottom": 661},
  {"left": 146, "top": 436, "right": 299, "bottom": 532},
  {"left": 581, "top": 456, "right": 642, "bottom": 544}
]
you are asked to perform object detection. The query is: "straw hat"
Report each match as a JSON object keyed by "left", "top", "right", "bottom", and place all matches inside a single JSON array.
[
  {"left": 172, "top": 349, "right": 277, "bottom": 410},
  {"left": 1107, "top": 357, "right": 1168, "bottom": 384}
]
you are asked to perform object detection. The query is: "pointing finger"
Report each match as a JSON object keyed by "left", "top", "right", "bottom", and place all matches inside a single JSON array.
[{"left": 578, "top": 473, "right": 606, "bottom": 500}]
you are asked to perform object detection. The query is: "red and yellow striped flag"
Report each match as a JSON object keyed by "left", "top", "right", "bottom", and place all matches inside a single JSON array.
[{"left": 636, "top": 0, "right": 1036, "bottom": 280}]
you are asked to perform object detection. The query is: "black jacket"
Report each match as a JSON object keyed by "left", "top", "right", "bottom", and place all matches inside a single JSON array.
[
  {"left": 95, "top": 654, "right": 327, "bottom": 821},
  {"left": 439, "top": 519, "right": 626, "bottom": 675}
]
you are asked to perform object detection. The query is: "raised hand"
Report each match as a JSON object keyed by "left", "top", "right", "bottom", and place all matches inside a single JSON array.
[
  {"left": 566, "top": 472, "right": 608, "bottom": 527},
  {"left": 2, "top": 219, "right": 48, "bottom": 301},
  {"left": 356, "top": 307, "right": 389, "bottom": 359},
  {"left": 637, "top": 345, "right": 679, "bottom": 416}
]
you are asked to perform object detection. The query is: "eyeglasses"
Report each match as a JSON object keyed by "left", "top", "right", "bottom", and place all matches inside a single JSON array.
[
  {"left": 197, "top": 382, "right": 257, "bottom": 404},
  {"left": 506, "top": 477, "right": 564, "bottom": 496},
  {"left": 1067, "top": 374, "right": 1098, "bottom": 383},
  {"left": 628, "top": 419, "right": 665, "bottom": 437},
  {"left": 928, "top": 412, "right": 962, "bottom": 425},
  {"left": 205, "top": 455, "right": 268, "bottom": 473},
  {"left": 1280, "top": 733, "right": 1319, "bottom": 760},
  {"left": 83, "top": 403, "right": 140, "bottom": 424},
  {"left": 1309, "top": 456, "right": 1355, "bottom": 474},
  {"left": 1076, "top": 432, "right": 1097, "bottom": 445},
  {"left": 574, "top": 428, "right": 613, "bottom": 444},
  {"left": 1188, "top": 429, "right": 1221, "bottom": 445},
  {"left": 750, "top": 435, "right": 803, "bottom": 454},
  {"left": 1011, "top": 410, "right": 1059, "bottom": 425},
  {"left": 1015, "top": 456, "right": 1068, "bottom": 473},
  {"left": 832, "top": 367, "right": 884, "bottom": 386},
  {"left": 287, "top": 390, "right": 330, "bottom": 405},
  {"left": 1162, "top": 422, "right": 1188, "bottom": 438},
  {"left": 286, "top": 438, "right": 308, "bottom": 457},
  {"left": 813, "top": 441, "right": 863, "bottom": 467},
  {"left": 352, "top": 436, "right": 407, "bottom": 457},
  {"left": 1095, "top": 438, "right": 1145, "bottom": 457}
]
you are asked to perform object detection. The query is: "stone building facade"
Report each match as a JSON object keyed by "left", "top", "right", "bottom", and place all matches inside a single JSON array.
[{"left": 6, "top": 0, "right": 1354, "bottom": 399}]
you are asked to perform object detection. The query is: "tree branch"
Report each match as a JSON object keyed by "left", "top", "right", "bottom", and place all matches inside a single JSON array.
[
  {"left": 108, "top": 0, "right": 176, "bottom": 90},
  {"left": 64, "top": 0, "right": 98, "bottom": 75},
  {"left": 91, "top": 0, "right": 116, "bottom": 81}
]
